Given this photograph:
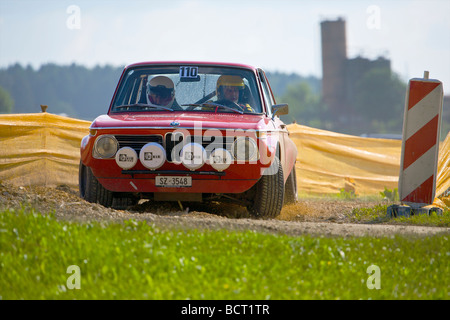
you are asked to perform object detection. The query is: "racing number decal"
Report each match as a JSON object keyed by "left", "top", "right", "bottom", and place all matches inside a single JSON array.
[{"left": 179, "top": 66, "right": 198, "bottom": 79}]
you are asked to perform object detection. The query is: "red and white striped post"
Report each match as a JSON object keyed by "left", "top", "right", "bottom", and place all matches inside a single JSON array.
[{"left": 395, "top": 71, "right": 444, "bottom": 215}]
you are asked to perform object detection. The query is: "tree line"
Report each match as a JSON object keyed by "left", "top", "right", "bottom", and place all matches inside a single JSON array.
[
  {"left": 0, "top": 63, "right": 417, "bottom": 136},
  {"left": 0, "top": 63, "right": 123, "bottom": 120},
  {"left": 274, "top": 68, "right": 409, "bottom": 136}
]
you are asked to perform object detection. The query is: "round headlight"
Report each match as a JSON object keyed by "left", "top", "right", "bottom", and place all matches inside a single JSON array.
[
  {"left": 232, "top": 137, "right": 258, "bottom": 161},
  {"left": 139, "top": 142, "right": 166, "bottom": 170},
  {"left": 94, "top": 135, "right": 118, "bottom": 159},
  {"left": 180, "top": 142, "right": 206, "bottom": 170},
  {"left": 209, "top": 148, "right": 232, "bottom": 172},
  {"left": 115, "top": 147, "right": 138, "bottom": 169}
]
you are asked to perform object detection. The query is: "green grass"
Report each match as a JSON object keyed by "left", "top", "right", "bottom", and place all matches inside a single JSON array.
[
  {"left": 392, "top": 212, "right": 450, "bottom": 227},
  {"left": 347, "top": 204, "right": 391, "bottom": 223},
  {"left": 0, "top": 207, "right": 449, "bottom": 300},
  {"left": 348, "top": 204, "right": 450, "bottom": 227}
]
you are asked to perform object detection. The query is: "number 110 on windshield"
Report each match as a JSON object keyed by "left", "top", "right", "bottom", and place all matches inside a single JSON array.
[{"left": 179, "top": 66, "right": 198, "bottom": 79}]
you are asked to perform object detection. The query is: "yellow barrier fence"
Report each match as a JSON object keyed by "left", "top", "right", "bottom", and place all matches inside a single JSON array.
[
  {"left": 0, "top": 113, "right": 90, "bottom": 187},
  {"left": 0, "top": 113, "right": 448, "bottom": 208},
  {"left": 288, "top": 124, "right": 449, "bottom": 208},
  {"left": 288, "top": 124, "right": 402, "bottom": 195}
]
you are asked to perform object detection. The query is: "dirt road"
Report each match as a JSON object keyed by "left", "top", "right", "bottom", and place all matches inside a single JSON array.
[{"left": 1, "top": 182, "right": 448, "bottom": 237}]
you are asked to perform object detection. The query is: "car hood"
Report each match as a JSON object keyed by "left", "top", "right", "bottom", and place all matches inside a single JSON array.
[{"left": 91, "top": 112, "right": 273, "bottom": 131}]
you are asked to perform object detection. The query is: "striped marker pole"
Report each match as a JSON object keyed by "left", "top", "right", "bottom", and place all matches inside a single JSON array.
[{"left": 398, "top": 71, "right": 444, "bottom": 207}]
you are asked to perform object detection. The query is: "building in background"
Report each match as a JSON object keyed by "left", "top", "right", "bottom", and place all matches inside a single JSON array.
[
  {"left": 320, "top": 18, "right": 391, "bottom": 129},
  {"left": 320, "top": 18, "right": 347, "bottom": 120}
]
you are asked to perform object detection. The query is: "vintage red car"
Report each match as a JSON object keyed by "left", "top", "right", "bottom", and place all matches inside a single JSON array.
[{"left": 79, "top": 61, "right": 298, "bottom": 218}]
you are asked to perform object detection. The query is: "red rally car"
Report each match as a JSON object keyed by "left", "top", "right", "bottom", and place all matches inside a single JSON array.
[{"left": 79, "top": 61, "right": 298, "bottom": 218}]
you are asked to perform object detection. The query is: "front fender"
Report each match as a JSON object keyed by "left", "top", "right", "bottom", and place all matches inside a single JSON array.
[
  {"left": 284, "top": 135, "right": 298, "bottom": 177},
  {"left": 80, "top": 134, "right": 95, "bottom": 166}
]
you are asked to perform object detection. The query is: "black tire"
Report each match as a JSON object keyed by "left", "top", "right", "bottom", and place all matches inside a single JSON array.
[
  {"left": 248, "top": 155, "right": 284, "bottom": 219},
  {"left": 79, "top": 161, "right": 113, "bottom": 207},
  {"left": 284, "top": 164, "right": 298, "bottom": 205}
]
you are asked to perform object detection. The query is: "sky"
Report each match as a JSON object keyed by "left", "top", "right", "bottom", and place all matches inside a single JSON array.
[{"left": 1, "top": 0, "right": 450, "bottom": 94}]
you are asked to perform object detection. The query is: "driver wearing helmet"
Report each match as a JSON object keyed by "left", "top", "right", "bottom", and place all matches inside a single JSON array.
[
  {"left": 216, "top": 75, "right": 254, "bottom": 112},
  {"left": 146, "top": 76, "right": 181, "bottom": 109}
]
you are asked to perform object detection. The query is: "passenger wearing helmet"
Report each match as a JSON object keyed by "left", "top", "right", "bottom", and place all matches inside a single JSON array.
[
  {"left": 146, "top": 76, "right": 181, "bottom": 109},
  {"left": 216, "top": 75, "right": 254, "bottom": 112}
]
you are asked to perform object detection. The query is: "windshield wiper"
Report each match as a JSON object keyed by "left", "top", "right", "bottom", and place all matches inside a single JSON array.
[
  {"left": 182, "top": 102, "right": 244, "bottom": 114},
  {"left": 114, "top": 103, "right": 174, "bottom": 112}
]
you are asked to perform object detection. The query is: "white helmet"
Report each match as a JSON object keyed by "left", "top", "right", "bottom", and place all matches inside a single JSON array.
[{"left": 146, "top": 76, "right": 175, "bottom": 107}]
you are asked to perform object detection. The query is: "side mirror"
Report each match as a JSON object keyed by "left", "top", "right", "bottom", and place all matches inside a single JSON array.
[{"left": 272, "top": 104, "right": 288, "bottom": 120}]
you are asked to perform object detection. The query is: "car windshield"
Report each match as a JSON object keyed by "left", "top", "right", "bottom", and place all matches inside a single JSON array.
[{"left": 110, "top": 65, "right": 263, "bottom": 114}]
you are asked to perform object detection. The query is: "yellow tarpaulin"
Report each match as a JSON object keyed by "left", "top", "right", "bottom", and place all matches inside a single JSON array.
[
  {"left": 288, "top": 124, "right": 402, "bottom": 195},
  {"left": 0, "top": 113, "right": 448, "bottom": 208},
  {"left": 288, "top": 123, "right": 449, "bottom": 208},
  {"left": 0, "top": 113, "right": 90, "bottom": 187}
]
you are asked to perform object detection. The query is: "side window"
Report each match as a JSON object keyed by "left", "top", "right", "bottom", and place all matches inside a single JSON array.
[
  {"left": 259, "top": 70, "right": 274, "bottom": 116},
  {"left": 113, "top": 71, "right": 141, "bottom": 107}
]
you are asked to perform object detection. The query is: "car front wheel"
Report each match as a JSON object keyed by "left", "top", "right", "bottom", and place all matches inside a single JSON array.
[
  {"left": 284, "top": 164, "right": 298, "bottom": 205},
  {"left": 79, "top": 161, "right": 113, "bottom": 207},
  {"left": 248, "top": 155, "right": 284, "bottom": 219}
]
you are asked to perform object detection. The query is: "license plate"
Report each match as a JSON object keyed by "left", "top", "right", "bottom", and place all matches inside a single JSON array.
[{"left": 155, "top": 176, "right": 192, "bottom": 187}]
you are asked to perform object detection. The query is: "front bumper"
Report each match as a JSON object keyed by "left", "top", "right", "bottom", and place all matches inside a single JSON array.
[{"left": 81, "top": 128, "right": 276, "bottom": 194}]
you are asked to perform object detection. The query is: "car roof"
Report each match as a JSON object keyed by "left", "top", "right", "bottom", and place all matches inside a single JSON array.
[{"left": 124, "top": 61, "right": 259, "bottom": 72}]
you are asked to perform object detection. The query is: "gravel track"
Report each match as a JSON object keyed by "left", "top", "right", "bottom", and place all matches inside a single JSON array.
[{"left": 1, "top": 182, "right": 448, "bottom": 237}]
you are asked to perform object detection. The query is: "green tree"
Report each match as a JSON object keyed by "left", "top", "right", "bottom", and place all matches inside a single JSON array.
[
  {"left": 0, "top": 64, "right": 35, "bottom": 113},
  {"left": 352, "top": 68, "right": 406, "bottom": 134},
  {"left": 0, "top": 63, "right": 123, "bottom": 119},
  {"left": 278, "top": 81, "right": 327, "bottom": 127},
  {"left": 0, "top": 86, "right": 14, "bottom": 113}
]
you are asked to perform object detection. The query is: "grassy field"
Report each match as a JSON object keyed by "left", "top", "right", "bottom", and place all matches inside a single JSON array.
[
  {"left": 0, "top": 206, "right": 448, "bottom": 300},
  {"left": 347, "top": 204, "right": 450, "bottom": 227}
]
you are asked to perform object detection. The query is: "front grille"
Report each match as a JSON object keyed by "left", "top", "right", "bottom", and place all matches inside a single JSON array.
[
  {"left": 196, "top": 135, "right": 235, "bottom": 153},
  {"left": 115, "top": 135, "right": 163, "bottom": 153},
  {"left": 166, "top": 133, "right": 235, "bottom": 161},
  {"left": 115, "top": 133, "right": 235, "bottom": 162}
]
